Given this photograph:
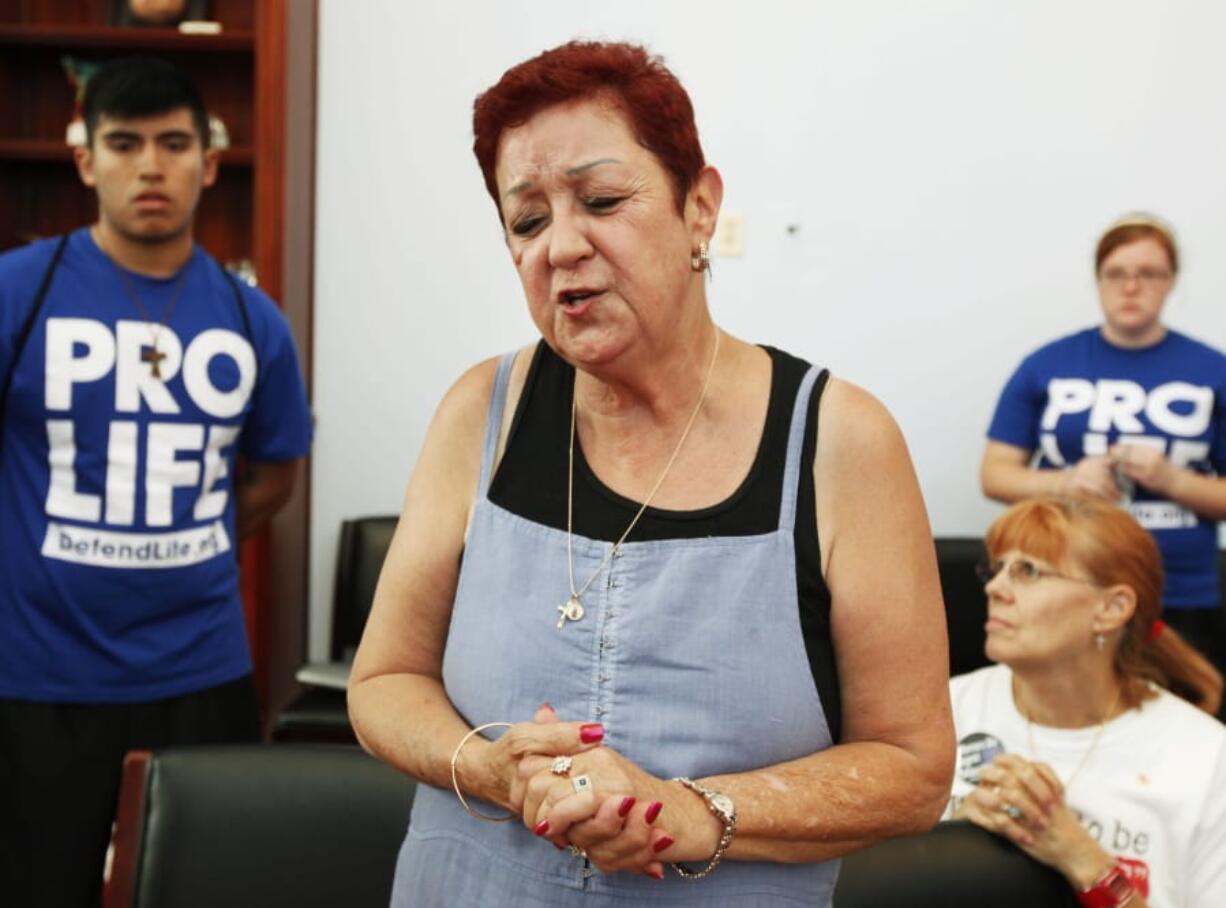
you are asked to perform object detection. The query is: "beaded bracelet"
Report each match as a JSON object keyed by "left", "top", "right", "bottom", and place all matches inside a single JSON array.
[{"left": 449, "top": 721, "right": 517, "bottom": 822}]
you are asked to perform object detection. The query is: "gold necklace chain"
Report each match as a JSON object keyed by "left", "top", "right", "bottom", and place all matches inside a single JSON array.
[
  {"left": 1023, "top": 687, "right": 1121, "bottom": 791},
  {"left": 557, "top": 328, "right": 722, "bottom": 630}
]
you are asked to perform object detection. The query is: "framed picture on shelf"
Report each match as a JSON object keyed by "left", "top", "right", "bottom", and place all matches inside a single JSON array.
[{"left": 109, "top": 0, "right": 209, "bottom": 27}]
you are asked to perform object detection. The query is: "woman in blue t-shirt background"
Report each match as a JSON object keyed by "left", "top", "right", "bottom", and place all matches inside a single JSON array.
[{"left": 980, "top": 215, "right": 1226, "bottom": 718}]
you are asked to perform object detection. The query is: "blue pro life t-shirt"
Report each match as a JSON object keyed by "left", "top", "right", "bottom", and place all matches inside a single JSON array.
[
  {"left": 0, "top": 229, "right": 312, "bottom": 702},
  {"left": 987, "top": 327, "right": 1226, "bottom": 608}
]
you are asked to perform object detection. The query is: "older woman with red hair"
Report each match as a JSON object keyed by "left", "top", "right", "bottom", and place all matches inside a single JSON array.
[
  {"left": 348, "top": 40, "right": 953, "bottom": 906},
  {"left": 949, "top": 497, "right": 1225, "bottom": 908}
]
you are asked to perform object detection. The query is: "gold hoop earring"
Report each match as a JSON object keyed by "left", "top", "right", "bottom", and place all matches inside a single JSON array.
[{"left": 690, "top": 240, "right": 709, "bottom": 273}]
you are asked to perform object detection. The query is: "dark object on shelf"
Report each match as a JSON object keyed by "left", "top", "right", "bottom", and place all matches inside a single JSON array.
[
  {"left": 834, "top": 820, "right": 1078, "bottom": 908},
  {"left": 273, "top": 516, "right": 398, "bottom": 743},
  {"left": 110, "top": 0, "right": 209, "bottom": 27},
  {"left": 61, "top": 55, "right": 103, "bottom": 146},
  {"left": 104, "top": 744, "right": 415, "bottom": 908}
]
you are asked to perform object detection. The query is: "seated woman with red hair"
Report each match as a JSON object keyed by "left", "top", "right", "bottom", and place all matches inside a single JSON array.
[{"left": 950, "top": 497, "right": 1225, "bottom": 908}]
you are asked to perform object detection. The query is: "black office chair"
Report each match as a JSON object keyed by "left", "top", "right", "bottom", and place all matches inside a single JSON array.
[
  {"left": 936, "top": 537, "right": 992, "bottom": 677},
  {"left": 834, "top": 820, "right": 1078, "bottom": 907},
  {"left": 104, "top": 744, "right": 415, "bottom": 908},
  {"left": 274, "top": 515, "right": 398, "bottom": 742}
]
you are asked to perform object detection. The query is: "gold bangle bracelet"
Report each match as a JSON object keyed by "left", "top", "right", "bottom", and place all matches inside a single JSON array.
[{"left": 449, "top": 721, "right": 516, "bottom": 822}]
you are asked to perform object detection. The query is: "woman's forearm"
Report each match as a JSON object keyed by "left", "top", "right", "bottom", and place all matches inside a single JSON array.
[
  {"left": 704, "top": 739, "right": 950, "bottom": 863},
  {"left": 349, "top": 672, "right": 507, "bottom": 808},
  {"left": 1163, "top": 468, "right": 1226, "bottom": 520},
  {"left": 981, "top": 457, "right": 1063, "bottom": 504}
]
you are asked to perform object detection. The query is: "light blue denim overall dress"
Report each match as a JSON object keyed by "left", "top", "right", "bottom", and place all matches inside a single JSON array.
[{"left": 391, "top": 353, "right": 838, "bottom": 907}]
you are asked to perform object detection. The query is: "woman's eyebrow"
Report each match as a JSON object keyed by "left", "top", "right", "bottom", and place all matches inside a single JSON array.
[
  {"left": 565, "top": 158, "right": 623, "bottom": 176},
  {"left": 504, "top": 158, "right": 625, "bottom": 200}
]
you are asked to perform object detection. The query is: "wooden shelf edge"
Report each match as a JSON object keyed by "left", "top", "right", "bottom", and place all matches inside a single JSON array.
[
  {"left": 0, "top": 24, "right": 254, "bottom": 51},
  {"left": 0, "top": 138, "right": 254, "bottom": 165}
]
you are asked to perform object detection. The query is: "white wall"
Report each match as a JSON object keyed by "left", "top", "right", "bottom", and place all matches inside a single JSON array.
[{"left": 311, "top": 0, "right": 1226, "bottom": 657}]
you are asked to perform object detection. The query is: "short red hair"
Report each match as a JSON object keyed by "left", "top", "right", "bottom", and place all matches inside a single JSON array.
[{"left": 472, "top": 41, "right": 705, "bottom": 219}]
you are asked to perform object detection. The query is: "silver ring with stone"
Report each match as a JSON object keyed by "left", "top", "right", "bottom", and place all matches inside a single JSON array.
[
  {"left": 571, "top": 773, "right": 592, "bottom": 794},
  {"left": 1003, "top": 803, "right": 1022, "bottom": 820},
  {"left": 550, "top": 756, "right": 573, "bottom": 776}
]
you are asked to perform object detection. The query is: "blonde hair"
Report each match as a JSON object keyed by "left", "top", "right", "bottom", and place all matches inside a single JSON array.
[{"left": 985, "top": 497, "right": 1222, "bottom": 714}]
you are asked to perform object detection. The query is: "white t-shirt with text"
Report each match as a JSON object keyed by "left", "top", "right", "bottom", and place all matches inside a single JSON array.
[{"left": 948, "top": 664, "right": 1226, "bottom": 908}]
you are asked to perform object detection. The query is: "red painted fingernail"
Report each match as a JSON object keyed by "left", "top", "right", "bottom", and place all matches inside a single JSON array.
[
  {"left": 652, "top": 835, "right": 674, "bottom": 853},
  {"left": 618, "top": 796, "right": 637, "bottom": 818},
  {"left": 644, "top": 801, "right": 663, "bottom": 824},
  {"left": 647, "top": 867, "right": 665, "bottom": 880},
  {"left": 533, "top": 819, "right": 550, "bottom": 836},
  {"left": 580, "top": 723, "right": 604, "bottom": 743}
]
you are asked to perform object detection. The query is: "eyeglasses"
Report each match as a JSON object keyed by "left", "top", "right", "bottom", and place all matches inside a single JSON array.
[
  {"left": 1098, "top": 267, "right": 1172, "bottom": 287},
  {"left": 974, "top": 557, "right": 1098, "bottom": 587}
]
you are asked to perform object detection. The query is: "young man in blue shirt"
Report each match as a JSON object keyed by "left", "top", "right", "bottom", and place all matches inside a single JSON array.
[{"left": 0, "top": 56, "right": 312, "bottom": 906}]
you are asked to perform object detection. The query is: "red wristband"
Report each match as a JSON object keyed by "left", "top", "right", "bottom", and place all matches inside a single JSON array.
[{"left": 1076, "top": 862, "right": 1137, "bottom": 908}]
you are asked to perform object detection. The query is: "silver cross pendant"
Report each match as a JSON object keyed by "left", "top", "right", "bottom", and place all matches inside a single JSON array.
[{"left": 556, "top": 595, "right": 585, "bottom": 629}]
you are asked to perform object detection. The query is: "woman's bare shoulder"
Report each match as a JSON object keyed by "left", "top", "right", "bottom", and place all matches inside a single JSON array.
[
  {"left": 815, "top": 376, "right": 910, "bottom": 464},
  {"left": 812, "top": 375, "right": 931, "bottom": 577},
  {"left": 429, "top": 344, "right": 536, "bottom": 449}
]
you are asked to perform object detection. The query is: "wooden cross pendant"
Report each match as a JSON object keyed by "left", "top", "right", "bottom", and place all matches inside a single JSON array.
[{"left": 141, "top": 345, "right": 167, "bottom": 379}]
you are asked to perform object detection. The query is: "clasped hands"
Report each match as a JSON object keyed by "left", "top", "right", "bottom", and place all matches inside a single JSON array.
[
  {"left": 475, "top": 704, "right": 721, "bottom": 879},
  {"left": 1064, "top": 445, "right": 1174, "bottom": 501},
  {"left": 955, "top": 754, "right": 1112, "bottom": 888}
]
